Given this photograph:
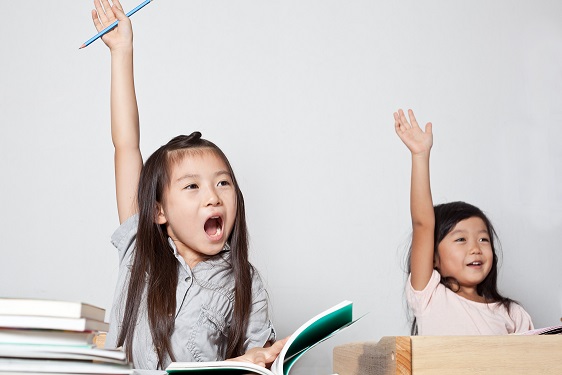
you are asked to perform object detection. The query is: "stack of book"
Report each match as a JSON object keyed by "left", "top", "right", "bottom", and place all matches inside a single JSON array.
[{"left": 0, "top": 298, "right": 132, "bottom": 374}]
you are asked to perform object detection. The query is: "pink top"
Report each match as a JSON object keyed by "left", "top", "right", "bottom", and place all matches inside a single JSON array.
[{"left": 406, "top": 270, "right": 534, "bottom": 335}]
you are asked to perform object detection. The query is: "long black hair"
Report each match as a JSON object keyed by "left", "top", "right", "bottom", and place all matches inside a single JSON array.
[
  {"left": 117, "top": 132, "right": 253, "bottom": 367},
  {"left": 407, "top": 201, "right": 516, "bottom": 335}
]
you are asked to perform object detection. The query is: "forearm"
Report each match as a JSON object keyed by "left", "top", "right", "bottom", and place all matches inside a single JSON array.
[
  {"left": 110, "top": 47, "right": 143, "bottom": 223},
  {"left": 110, "top": 47, "right": 139, "bottom": 151},
  {"left": 410, "top": 152, "right": 434, "bottom": 229},
  {"left": 409, "top": 150, "right": 436, "bottom": 287}
]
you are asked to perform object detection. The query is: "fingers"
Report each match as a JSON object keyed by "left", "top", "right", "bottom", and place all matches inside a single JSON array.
[
  {"left": 277, "top": 336, "right": 290, "bottom": 348},
  {"left": 253, "top": 356, "right": 266, "bottom": 368},
  {"left": 394, "top": 108, "right": 425, "bottom": 132},
  {"left": 91, "top": 9, "right": 103, "bottom": 31},
  {"left": 112, "top": 0, "right": 124, "bottom": 11},
  {"left": 393, "top": 111, "right": 401, "bottom": 132},
  {"left": 93, "top": 0, "right": 107, "bottom": 25},
  {"left": 407, "top": 109, "right": 418, "bottom": 128},
  {"left": 100, "top": 0, "right": 117, "bottom": 19},
  {"left": 112, "top": 3, "right": 127, "bottom": 21},
  {"left": 255, "top": 338, "right": 288, "bottom": 366},
  {"left": 266, "top": 338, "right": 285, "bottom": 356},
  {"left": 93, "top": 0, "right": 117, "bottom": 28},
  {"left": 394, "top": 108, "right": 411, "bottom": 134},
  {"left": 425, "top": 122, "right": 433, "bottom": 134},
  {"left": 111, "top": 0, "right": 128, "bottom": 21}
]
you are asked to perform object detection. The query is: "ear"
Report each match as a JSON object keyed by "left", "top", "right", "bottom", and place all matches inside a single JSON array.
[
  {"left": 155, "top": 203, "right": 168, "bottom": 225},
  {"left": 433, "top": 253, "right": 440, "bottom": 269}
]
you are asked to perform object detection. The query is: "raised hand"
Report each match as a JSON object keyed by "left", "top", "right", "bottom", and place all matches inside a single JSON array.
[
  {"left": 395, "top": 108, "right": 436, "bottom": 291},
  {"left": 91, "top": 0, "right": 133, "bottom": 51},
  {"left": 394, "top": 109, "right": 433, "bottom": 156}
]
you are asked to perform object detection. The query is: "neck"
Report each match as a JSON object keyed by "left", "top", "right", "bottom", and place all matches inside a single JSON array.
[{"left": 457, "top": 287, "right": 486, "bottom": 303}]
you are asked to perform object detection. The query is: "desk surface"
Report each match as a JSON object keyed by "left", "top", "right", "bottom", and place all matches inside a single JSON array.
[{"left": 333, "top": 335, "right": 562, "bottom": 375}]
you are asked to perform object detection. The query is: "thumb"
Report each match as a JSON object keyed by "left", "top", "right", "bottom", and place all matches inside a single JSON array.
[
  {"left": 425, "top": 122, "right": 433, "bottom": 134},
  {"left": 266, "top": 337, "right": 288, "bottom": 359}
]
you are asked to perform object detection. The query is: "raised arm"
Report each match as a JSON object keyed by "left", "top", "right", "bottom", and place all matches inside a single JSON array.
[
  {"left": 92, "top": 0, "right": 143, "bottom": 223},
  {"left": 394, "top": 109, "right": 434, "bottom": 290}
]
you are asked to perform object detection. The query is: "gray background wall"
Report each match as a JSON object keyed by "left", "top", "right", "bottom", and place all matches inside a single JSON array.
[{"left": 1, "top": 1, "right": 561, "bottom": 373}]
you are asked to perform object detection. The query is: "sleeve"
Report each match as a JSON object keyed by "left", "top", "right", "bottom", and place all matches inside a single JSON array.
[
  {"left": 405, "top": 269, "right": 441, "bottom": 316},
  {"left": 510, "top": 303, "right": 535, "bottom": 333},
  {"left": 110, "top": 214, "right": 139, "bottom": 266},
  {"left": 105, "top": 214, "right": 140, "bottom": 349},
  {"left": 243, "top": 270, "right": 276, "bottom": 351}
]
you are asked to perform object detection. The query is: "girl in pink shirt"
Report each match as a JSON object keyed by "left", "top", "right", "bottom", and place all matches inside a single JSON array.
[{"left": 394, "top": 109, "right": 533, "bottom": 335}]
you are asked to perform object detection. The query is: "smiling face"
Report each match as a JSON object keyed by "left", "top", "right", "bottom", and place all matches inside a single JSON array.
[
  {"left": 435, "top": 216, "right": 494, "bottom": 299},
  {"left": 156, "top": 149, "right": 237, "bottom": 268}
]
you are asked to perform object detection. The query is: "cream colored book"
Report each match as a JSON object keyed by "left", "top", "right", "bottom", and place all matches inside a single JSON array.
[
  {"left": 0, "top": 328, "right": 95, "bottom": 346},
  {"left": 0, "top": 358, "right": 132, "bottom": 374},
  {"left": 0, "top": 315, "right": 109, "bottom": 332},
  {"left": 0, "top": 298, "right": 105, "bottom": 321}
]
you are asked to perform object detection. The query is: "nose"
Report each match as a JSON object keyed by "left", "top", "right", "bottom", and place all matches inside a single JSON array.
[
  {"left": 469, "top": 240, "right": 482, "bottom": 254},
  {"left": 205, "top": 187, "right": 221, "bottom": 206}
]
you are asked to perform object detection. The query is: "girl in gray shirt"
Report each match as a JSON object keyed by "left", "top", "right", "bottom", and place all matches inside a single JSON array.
[{"left": 89, "top": 0, "right": 283, "bottom": 370}]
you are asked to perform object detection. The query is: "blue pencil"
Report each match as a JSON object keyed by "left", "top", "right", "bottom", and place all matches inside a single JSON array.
[{"left": 79, "top": 0, "right": 153, "bottom": 49}]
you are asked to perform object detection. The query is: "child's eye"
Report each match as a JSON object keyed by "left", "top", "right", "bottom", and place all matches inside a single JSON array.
[
  {"left": 217, "top": 180, "right": 231, "bottom": 187},
  {"left": 184, "top": 183, "right": 198, "bottom": 190},
  {"left": 454, "top": 238, "right": 466, "bottom": 242},
  {"left": 479, "top": 237, "right": 490, "bottom": 243}
]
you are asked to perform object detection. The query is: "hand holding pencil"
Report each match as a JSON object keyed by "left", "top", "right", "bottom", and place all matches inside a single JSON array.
[{"left": 82, "top": 0, "right": 134, "bottom": 50}]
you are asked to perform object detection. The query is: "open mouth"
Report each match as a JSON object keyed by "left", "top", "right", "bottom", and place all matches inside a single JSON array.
[
  {"left": 204, "top": 216, "right": 224, "bottom": 239},
  {"left": 467, "top": 261, "right": 482, "bottom": 266}
]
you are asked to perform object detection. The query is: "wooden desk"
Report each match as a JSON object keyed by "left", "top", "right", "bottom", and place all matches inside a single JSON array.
[{"left": 333, "top": 335, "right": 562, "bottom": 375}]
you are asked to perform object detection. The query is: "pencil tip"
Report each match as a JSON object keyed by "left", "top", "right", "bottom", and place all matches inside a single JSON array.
[{"left": 79, "top": 44, "right": 86, "bottom": 49}]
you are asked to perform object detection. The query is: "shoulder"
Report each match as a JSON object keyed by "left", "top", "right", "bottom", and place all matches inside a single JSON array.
[
  {"left": 406, "top": 269, "right": 442, "bottom": 299},
  {"left": 111, "top": 214, "right": 138, "bottom": 248},
  {"left": 506, "top": 302, "right": 534, "bottom": 332},
  {"left": 250, "top": 266, "right": 268, "bottom": 296},
  {"left": 110, "top": 214, "right": 139, "bottom": 264},
  {"left": 406, "top": 270, "right": 468, "bottom": 317}
]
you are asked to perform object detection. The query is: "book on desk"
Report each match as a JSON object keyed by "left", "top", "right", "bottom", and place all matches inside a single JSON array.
[{"left": 0, "top": 297, "right": 131, "bottom": 374}]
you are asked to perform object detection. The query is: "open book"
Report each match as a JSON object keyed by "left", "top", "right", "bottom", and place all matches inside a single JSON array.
[
  {"left": 517, "top": 324, "right": 562, "bottom": 335},
  {"left": 166, "top": 300, "right": 360, "bottom": 375}
]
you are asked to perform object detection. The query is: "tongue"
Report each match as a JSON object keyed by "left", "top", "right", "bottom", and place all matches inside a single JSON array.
[{"left": 205, "top": 218, "right": 220, "bottom": 236}]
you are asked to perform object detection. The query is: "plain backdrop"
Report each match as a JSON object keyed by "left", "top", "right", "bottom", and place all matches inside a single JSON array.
[{"left": 1, "top": 1, "right": 561, "bottom": 373}]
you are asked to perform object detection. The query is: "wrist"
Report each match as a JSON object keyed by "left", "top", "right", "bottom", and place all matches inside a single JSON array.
[
  {"left": 411, "top": 150, "right": 431, "bottom": 160},
  {"left": 110, "top": 44, "right": 133, "bottom": 57}
]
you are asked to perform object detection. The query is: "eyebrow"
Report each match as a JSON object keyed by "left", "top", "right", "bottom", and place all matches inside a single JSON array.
[
  {"left": 448, "top": 228, "right": 489, "bottom": 236},
  {"left": 175, "top": 170, "right": 232, "bottom": 183}
]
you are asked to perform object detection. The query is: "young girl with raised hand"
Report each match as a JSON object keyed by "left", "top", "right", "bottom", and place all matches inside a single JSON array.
[
  {"left": 394, "top": 109, "right": 534, "bottom": 336},
  {"left": 89, "top": 0, "right": 285, "bottom": 370}
]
